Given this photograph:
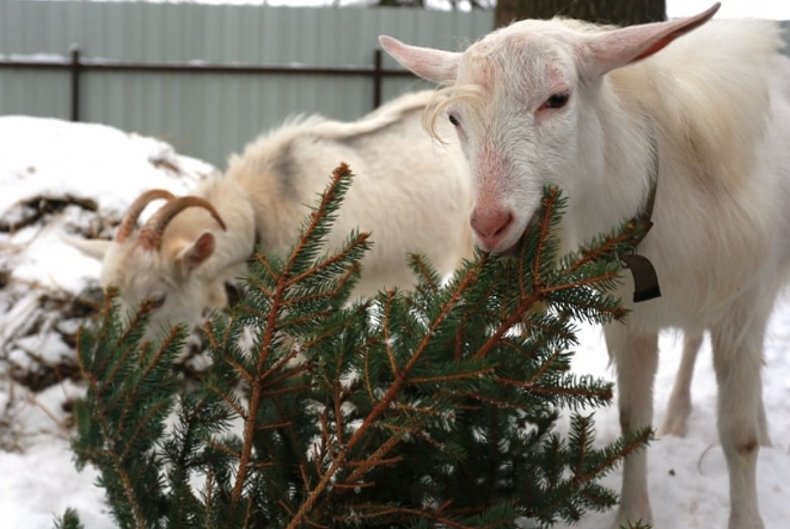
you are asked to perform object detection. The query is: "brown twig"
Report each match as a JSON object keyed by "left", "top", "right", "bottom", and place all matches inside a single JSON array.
[
  {"left": 382, "top": 289, "right": 399, "bottom": 377},
  {"left": 343, "top": 434, "right": 403, "bottom": 484},
  {"left": 409, "top": 366, "right": 496, "bottom": 385},
  {"left": 531, "top": 187, "right": 560, "bottom": 288}
]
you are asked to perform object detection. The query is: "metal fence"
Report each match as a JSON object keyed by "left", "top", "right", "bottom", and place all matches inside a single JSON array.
[
  {"left": 1, "top": 46, "right": 412, "bottom": 123},
  {"left": 0, "top": 1, "right": 494, "bottom": 167}
]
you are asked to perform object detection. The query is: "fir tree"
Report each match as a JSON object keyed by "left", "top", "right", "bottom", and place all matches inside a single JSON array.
[{"left": 65, "top": 163, "right": 652, "bottom": 529}]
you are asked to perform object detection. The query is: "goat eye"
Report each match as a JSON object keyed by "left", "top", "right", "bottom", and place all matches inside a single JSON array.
[
  {"left": 149, "top": 293, "right": 167, "bottom": 309},
  {"left": 542, "top": 92, "right": 570, "bottom": 110},
  {"left": 448, "top": 113, "right": 460, "bottom": 127}
]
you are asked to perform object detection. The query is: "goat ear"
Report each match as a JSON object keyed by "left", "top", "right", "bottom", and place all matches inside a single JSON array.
[
  {"left": 379, "top": 35, "right": 460, "bottom": 83},
  {"left": 60, "top": 233, "right": 112, "bottom": 260},
  {"left": 179, "top": 231, "right": 215, "bottom": 272},
  {"left": 581, "top": 3, "right": 720, "bottom": 78}
]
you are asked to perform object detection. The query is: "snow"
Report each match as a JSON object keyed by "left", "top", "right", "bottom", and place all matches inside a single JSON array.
[
  {"left": 0, "top": 53, "right": 68, "bottom": 63},
  {"left": 0, "top": 116, "right": 788, "bottom": 529},
  {"left": 0, "top": 116, "right": 211, "bottom": 215}
]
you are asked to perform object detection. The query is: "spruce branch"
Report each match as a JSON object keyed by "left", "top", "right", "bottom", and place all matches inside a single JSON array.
[
  {"left": 287, "top": 231, "right": 369, "bottom": 288},
  {"left": 54, "top": 509, "right": 85, "bottom": 529},
  {"left": 68, "top": 172, "right": 652, "bottom": 529},
  {"left": 474, "top": 288, "right": 544, "bottom": 360},
  {"left": 531, "top": 187, "right": 562, "bottom": 286},
  {"left": 284, "top": 257, "right": 486, "bottom": 529},
  {"left": 408, "top": 252, "right": 442, "bottom": 297},
  {"left": 567, "top": 219, "right": 652, "bottom": 274},
  {"left": 232, "top": 163, "right": 370, "bottom": 506}
]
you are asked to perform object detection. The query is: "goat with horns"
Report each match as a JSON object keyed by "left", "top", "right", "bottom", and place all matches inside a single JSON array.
[{"left": 73, "top": 90, "right": 473, "bottom": 340}]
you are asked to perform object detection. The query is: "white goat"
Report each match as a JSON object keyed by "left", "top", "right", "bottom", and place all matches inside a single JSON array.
[
  {"left": 381, "top": 4, "right": 787, "bottom": 529},
  {"left": 81, "top": 91, "right": 472, "bottom": 337}
]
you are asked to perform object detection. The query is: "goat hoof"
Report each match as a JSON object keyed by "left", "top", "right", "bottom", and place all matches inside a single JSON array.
[{"left": 658, "top": 406, "right": 690, "bottom": 438}]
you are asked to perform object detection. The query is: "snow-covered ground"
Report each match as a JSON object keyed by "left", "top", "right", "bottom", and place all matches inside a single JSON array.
[{"left": 0, "top": 117, "right": 788, "bottom": 529}]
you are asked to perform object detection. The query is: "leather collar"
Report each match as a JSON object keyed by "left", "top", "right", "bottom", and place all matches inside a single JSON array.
[{"left": 620, "top": 132, "right": 661, "bottom": 303}]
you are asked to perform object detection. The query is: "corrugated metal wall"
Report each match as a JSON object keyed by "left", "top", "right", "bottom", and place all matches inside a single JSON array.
[
  {"left": 0, "top": 0, "right": 493, "bottom": 167},
  {"left": 3, "top": 3, "right": 789, "bottom": 168},
  {"left": 0, "top": 1, "right": 494, "bottom": 167}
]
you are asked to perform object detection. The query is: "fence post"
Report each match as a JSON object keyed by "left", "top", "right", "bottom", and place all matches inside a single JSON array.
[
  {"left": 372, "top": 48, "right": 383, "bottom": 109},
  {"left": 70, "top": 45, "right": 81, "bottom": 122}
]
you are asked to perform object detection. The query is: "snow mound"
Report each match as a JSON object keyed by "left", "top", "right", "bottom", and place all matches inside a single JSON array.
[{"left": 0, "top": 117, "right": 216, "bottom": 444}]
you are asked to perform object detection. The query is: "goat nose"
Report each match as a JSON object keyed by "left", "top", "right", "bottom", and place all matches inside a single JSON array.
[{"left": 470, "top": 206, "right": 514, "bottom": 251}]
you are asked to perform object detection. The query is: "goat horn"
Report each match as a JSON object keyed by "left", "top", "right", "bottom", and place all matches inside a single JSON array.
[
  {"left": 138, "top": 196, "right": 227, "bottom": 251},
  {"left": 116, "top": 189, "right": 176, "bottom": 243}
]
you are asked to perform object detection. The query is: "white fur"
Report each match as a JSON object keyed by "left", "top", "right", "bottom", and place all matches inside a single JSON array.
[
  {"left": 97, "top": 90, "right": 473, "bottom": 338},
  {"left": 381, "top": 5, "right": 788, "bottom": 529},
  {"left": 659, "top": 331, "right": 771, "bottom": 446}
]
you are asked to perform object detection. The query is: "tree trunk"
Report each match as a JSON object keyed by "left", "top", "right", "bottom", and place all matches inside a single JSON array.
[{"left": 495, "top": 0, "right": 666, "bottom": 28}]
